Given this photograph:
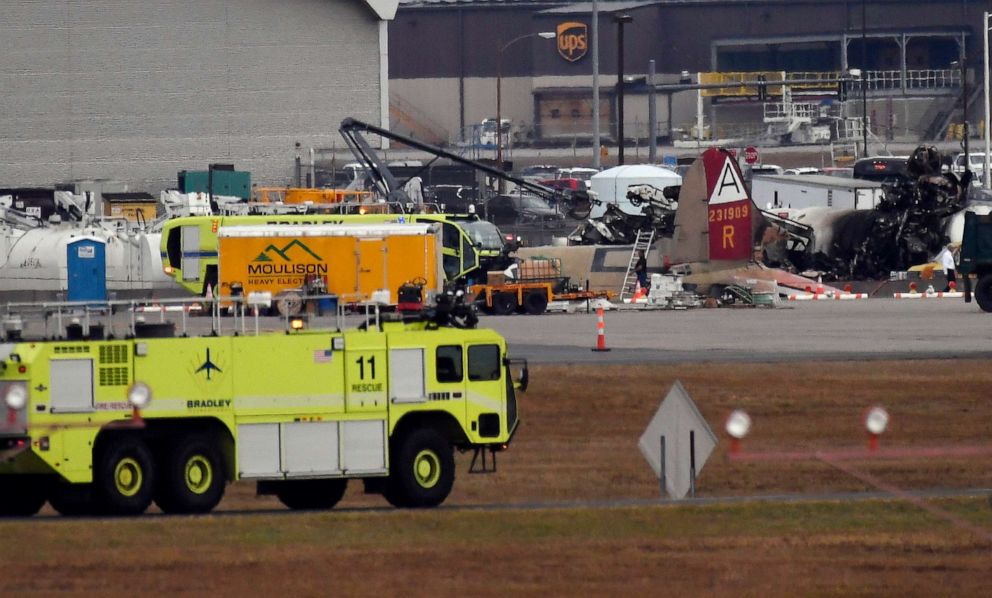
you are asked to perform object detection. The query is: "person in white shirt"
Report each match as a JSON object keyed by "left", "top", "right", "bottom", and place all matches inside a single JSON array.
[{"left": 937, "top": 244, "right": 957, "bottom": 291}]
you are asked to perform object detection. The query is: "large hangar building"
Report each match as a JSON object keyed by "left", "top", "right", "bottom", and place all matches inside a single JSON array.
[
  {"left": 389, "top": 0, "right": 982, "bottom": 147},
  {"left": 1, "top": 0, "right": 397, "bottom": 191}
]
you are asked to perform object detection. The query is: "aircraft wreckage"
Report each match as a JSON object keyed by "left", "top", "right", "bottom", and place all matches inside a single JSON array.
[{"left": 571, "top": 145, "right": 972, "bottom": 281}]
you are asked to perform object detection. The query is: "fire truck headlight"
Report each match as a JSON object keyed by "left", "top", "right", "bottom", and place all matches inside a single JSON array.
[
  {"left": 4, "top": 383, "right": 28, "bottom": 411},
  {"left": 127, "top": 382, "right": 152, "bottom": 409}
]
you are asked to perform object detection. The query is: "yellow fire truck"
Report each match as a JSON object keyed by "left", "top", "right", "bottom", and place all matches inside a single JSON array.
[{"left": 0, "top": 297, "right": 526, "bottom": 516}]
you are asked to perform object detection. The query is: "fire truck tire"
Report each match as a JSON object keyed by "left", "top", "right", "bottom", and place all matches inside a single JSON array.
[
  {"left": 491, "top": 292, "right": 517, "bottom": 316},
  {"left": 155, "top": 436, "right": 226, "bottom": 514},
  {"left": 384, "top": 429, "right": 454, "bottom": 508},
  {"left": 48, "top": 483, "right": 97, "bottom": 516},
  {"left": 0, "top": 477, "right": 47, "bottom": 516},
  {"left": 274, "top": 479, "right": 348, "bottom": 510},
  {"left": 522, "top": 291, "right": 548, "bottom": 315},
  {"left": 94, "top": 436, "right": 156, "bottom": 516},
  {"left": 974, "top": 274, "right": 992, "bottom": 312}
]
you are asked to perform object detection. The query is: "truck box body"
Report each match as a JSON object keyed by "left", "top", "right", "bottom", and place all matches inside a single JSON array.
[
  {"left": 218, "top": 223, "right": 443, "bottom": 303},
  {"left": 751, "top": 175, "right": 883, "bottom": 211}
]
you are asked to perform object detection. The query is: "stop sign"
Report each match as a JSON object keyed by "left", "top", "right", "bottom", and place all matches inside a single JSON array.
[{"left": 744, "top": 146, "right": 760, "bottom": 165}]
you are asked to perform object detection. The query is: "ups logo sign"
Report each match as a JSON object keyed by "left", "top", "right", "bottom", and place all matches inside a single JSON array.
[{"left": 557, "top": 22, "right": 587, "bottom": 62}]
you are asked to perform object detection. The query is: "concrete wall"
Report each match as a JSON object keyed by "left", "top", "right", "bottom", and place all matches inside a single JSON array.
[{"left": 1, "top": 0, "right": 383, "bottom": 192}]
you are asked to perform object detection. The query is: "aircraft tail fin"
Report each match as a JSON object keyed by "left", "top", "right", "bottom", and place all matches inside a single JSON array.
[{"left": 671, "top": 148, "right": 763, "bottom": 266}]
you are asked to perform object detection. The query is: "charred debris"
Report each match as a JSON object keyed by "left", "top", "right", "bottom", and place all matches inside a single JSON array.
[{"left": 571, "top": 146, "right": 971, "bottom": 280}]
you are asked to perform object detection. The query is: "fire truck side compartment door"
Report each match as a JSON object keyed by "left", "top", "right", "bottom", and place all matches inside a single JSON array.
[
  {"left": 281, "top": 421, "right": 341, "bottom": 477},
  {"left": 389, "top": 348, "right": 425, "bottom": 403},
  {"left": 181, "top": 225, "right": 200, "bottom": 281},
  {"left": 50, "top": 359, "right": 94, "bottom": 412},
  {"left": 237, "top": 423, "right": 281, "bottom": 478},
  {"left": 341, "top": 420, "right": 387, "bottom": 474}
]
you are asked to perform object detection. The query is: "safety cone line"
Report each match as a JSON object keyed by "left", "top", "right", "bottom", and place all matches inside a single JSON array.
[
  {"left": 787, "top": 292, "right": 868, "bottom": 301},
  {"left": 892, "top": 291, "right": 964, "bottom": 299}
]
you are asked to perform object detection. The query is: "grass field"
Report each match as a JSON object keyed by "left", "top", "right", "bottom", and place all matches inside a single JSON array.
[{"left": 2, "top": 360, "right": 991, "bottom": 595}]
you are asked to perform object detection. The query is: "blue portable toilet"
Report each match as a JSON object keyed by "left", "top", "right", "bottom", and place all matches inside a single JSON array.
[{"left": 67, "top": 237, "right": 107, "bottom": 302}]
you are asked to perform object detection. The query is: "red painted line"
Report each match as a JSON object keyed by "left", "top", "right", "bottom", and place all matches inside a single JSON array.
[
  {"left": 728, "top": 444, "right": 992, "bottom": 463},
  {"left": 816, "top": 453, "right": 992, "bottom": 544}
]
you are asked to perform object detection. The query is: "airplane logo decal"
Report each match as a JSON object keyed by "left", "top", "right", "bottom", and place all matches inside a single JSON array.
[
  {"left": 195, "top": 348, "right": 223, "bottom": 380},
  {"left": 252, "top": 240, "right": 322, "bottom": 263}
]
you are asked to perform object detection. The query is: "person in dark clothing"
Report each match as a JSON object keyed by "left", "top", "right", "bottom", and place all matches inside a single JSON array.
[{"left": 634, "top": 250, "right": 648, "bottom": 292}]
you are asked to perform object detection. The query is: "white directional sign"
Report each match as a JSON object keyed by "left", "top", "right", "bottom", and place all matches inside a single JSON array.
[{"left": 638, "top": 380, "right": 718, "bottom": 499}]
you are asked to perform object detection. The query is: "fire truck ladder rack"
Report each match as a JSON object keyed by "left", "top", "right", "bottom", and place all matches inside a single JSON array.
[
  {"left": 619, "top": 228, "right": 656, "bottom": 301},
  {"left": 0, "top": 294, "right": 386, "bottom": 343}
]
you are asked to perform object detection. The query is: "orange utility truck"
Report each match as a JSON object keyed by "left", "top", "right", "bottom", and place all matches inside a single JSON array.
[{"left": 217, "top": 222, "right": 443, "bottom": 313}]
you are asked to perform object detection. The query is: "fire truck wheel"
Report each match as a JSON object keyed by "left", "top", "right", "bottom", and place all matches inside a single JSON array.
[
  {"left": 0, "top": 476, "right": 47, "bottom": 516},
  {"left": 48, "top": 483, "right": 97, "bottom": 516},
  {"left": 522, "top": 291, "right": 548, "bottom": 315},
  {"left": 385, "top": 429, "right": 454, "bottom": 508},
  {"left": 491, "top": 292, "right": 517, "bottom": 316},
  {"left": 155, "top": 436, "right": 226, "bottom": 514},
  {"left": 274, "top": 479, "right": 348, "bottom": 510},
  {"left": 94, "top": 436, "right": 156, "bottom": 516},
  {"left": 974, "top": 274, "right": 992, "bottom": 312}
]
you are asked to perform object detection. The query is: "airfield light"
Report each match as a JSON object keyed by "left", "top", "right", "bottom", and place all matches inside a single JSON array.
[
  {"left": 725, "top": 409, "right": 751, "bottom": 455},
  {"left": 864, "top": 406, "right": 889, "bottom": 451},
  {"left": 725, "top": 409, "right": 752, "bottom": 439},
  {"left": 127, "top": 381, "right": 152, "bottom": 409},
  {"left": 290, "top": 318, "right": 306, "bottom": 331},
  {"left": 4, "top": 383, "right": 28, "bottom": 411}
]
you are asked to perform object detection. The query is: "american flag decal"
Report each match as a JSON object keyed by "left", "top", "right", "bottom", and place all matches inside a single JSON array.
[{"left": 313, "top": 349, "right": 333, "bottom": 363}]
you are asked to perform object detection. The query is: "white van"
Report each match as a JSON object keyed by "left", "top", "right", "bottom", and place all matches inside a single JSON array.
[{"left": 950, "top": 152, "right": 988, "bottom": 182}]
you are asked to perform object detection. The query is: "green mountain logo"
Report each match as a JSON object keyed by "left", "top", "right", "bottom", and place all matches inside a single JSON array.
[{"left": 252, "top": 240, "right": 323, "bottom": 262}]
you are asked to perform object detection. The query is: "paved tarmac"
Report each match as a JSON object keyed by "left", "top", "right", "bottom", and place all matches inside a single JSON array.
[
  {"left": 483, "top": 298, "right": 992, "bottom": 364},
  {"left": 13, "top": 296, "right": 989, "bottom": 365}
]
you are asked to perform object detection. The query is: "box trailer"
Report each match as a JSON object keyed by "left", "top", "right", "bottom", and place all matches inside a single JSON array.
[
  {"left": 751, "top": 174, "right": 883, "bottom": 211},
  {"left": 217, "top": 223, "right": 443, "bottom": 311}
]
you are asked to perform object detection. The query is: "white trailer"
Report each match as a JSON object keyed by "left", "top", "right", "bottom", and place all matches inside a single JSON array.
[
  {"left": 589, "top": 164, "right": 682, "bottom": 218},
  {"left": 751, "top": 175, "right": 883, "bottom": 211}
]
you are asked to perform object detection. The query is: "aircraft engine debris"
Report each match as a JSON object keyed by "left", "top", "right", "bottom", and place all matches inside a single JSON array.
[
  {"left": 569, "top": 184, "right": 678, "bottom": 245},
  {"left": 799, "top": 146, "right": 970, "bottom": 280}
]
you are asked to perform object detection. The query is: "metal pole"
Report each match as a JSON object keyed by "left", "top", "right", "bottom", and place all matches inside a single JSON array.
[
  {"left": 689, "top": 430, "right": 696, "bottom": 498},
  {"left": 592, "top": 0, "right": 601, "bottom": 169},
  {"left": 648, "top": 59, "right": 657, "bottom": 164},
  {"left": 615, "top": 14, "right": 632, "bottom": 165},
  {"left": 496, "top": 45, "right": 503, "bottom": 168},
  {"left": 963, "top": 52, "right": 970, "bottom": 176},
  {"left": 985, "top": 11, "right": 991, "bottom": 190},
  {"left": 659, "top": 435, "right": 666, "bottom": 497},
  {"left": 861, "top": 0, "right": 868, "bottom": 156}
]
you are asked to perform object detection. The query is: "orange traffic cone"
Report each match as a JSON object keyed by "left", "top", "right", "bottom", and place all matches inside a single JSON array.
[
  {"left": 632, "top": 286, "right": 645, "bottom": 302},
  {"left": 591, "top": 307, "right": 610, "bottom": 352},
  {"left": 205, "top": 283, "right": 214, "bottom": 300},
  {"left": 815, "top": 276, "right": 824, "bottom": 295}
]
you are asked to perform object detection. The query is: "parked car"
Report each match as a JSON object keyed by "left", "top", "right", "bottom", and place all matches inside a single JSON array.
[
  {"left": 821, "top": 167, "right": 854, "bottom": 178},
  {"left": 782, "top": 167, "right": 823, "bottom": 175},
  {"left": 853, "top": 156, "right": 910, "bottom": 183},
  {"left": 427, "top": 184, "right": 479, "bottom": 213},
  {"left": 485, "top": 193, "right": 565, "bottom": 227},
  {"left": 555, "top": 167, "right": 599, "bottom": 190},
  {"left": 743, "top": 164, "right": 784, "bottom": 180},
  {"left": 519, "top": 164, "right": 560, "bottom": 183},
  {"left": 949, "top": 152, "right": 988, "bottom": 184}
]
